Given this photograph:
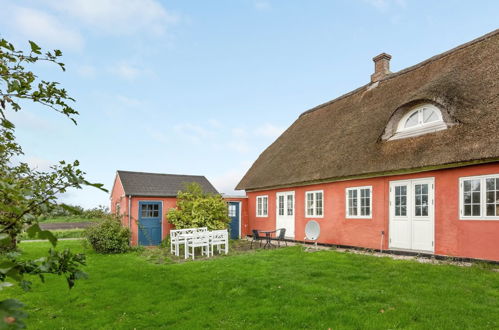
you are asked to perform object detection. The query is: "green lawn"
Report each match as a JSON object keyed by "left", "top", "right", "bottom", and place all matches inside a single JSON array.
[{"left": 3, "top": 241, "right": 499, "bottom": 329}]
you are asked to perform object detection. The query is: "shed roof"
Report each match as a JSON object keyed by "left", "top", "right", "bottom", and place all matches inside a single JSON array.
[
  {"left": 236, "top": 29, "right": 499, "bottom": 191},
  {"left": 117, "top": 170, "right": 219, "bottom": 197}
]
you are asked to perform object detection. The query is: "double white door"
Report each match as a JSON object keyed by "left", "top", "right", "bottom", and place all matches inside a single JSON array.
[
  {"left": 276, "top": 191, "right": 295, "bottom": 238},
  {"left": 389, "top": 178, "right": 434, "bottom": 252}
]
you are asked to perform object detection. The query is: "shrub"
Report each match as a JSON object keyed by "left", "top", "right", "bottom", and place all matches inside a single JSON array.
[
  {"left": 85, "top": 218, "right": 130, "bottom": 254},
  {"left": 167, "top": 182, "right": 231, "bottom": 230}
]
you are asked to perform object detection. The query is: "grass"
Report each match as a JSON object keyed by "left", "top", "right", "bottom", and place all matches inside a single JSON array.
[
  {"left": 38, "top": 217, "right": 101, "bottom": 223},
  {"left": 19, "top": 229, "right": 85, "bottom": 241},
  {"left": 3, "top": 241, "right": 499, "bottom": 329}
]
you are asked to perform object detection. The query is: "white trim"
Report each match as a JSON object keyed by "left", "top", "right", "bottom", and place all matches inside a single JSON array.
[
  {"left": 238, "top": 201, "right": 242, "bottom": 239},
  {"left": 388, "top": 177, "right": 435, "bottom": 253},
  {"left": 459, "top": 174, "right": 499, "bottom": 221},
  {"left": 256, "top": 195, "right": 269, "bottom": 217},
  {"left": 345, "top": 186, "right": 372, "bottom": 219},
  {"left": 304, "top": 190, "right": 324, "bottom": 218},
  {"left": 276, "top": 191, "right": 296, "bottom": 239},
  {"left": 390, "top": 104, "right": 447, "bottom": 140}
]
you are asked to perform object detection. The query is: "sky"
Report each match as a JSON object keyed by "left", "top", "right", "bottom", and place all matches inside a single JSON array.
[{"left": 0, "top": 0, "right": 498, "bottom": 208}]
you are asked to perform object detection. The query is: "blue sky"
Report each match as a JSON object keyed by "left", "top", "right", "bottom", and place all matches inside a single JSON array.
[{"left": 0, "top": 0, "right": 498, "bottom": 208}]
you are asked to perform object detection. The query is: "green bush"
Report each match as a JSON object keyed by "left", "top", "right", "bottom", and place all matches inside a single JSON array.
[
  {"left": 167, "top": 182, "right": 231, "bottom": 230},
  {"left": 85, "top": 218, "right": 130, "bottom": 254}
]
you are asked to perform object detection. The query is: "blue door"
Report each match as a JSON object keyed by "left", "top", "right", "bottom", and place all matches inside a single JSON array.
[
  {"left": 228, "top": 202, "right": 240, "bottom": 239},
  {"left": 138, "top": 201, "right": 162, "bottom": 246}
]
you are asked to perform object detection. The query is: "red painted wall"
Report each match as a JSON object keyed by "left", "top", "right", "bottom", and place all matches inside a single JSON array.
[
  {"left": 246, "top": 163, "right": 499, "bottom": 261},
  {"left": 109, "top": 175, "right": 128, "bottom": 227}
]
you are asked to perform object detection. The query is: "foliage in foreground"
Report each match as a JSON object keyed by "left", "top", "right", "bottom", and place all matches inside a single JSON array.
[
  {"left": 85, "top": 218, "right": 131, "bottom": 254},
  {"left": 167, "top": 183, "right": 231, "bottom": 230},
  {"left": 0, "top": 38, "right": 104, "bottom": 327}
]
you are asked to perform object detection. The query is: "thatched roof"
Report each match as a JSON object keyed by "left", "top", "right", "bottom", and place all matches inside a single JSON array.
[
  {"left": 237, "top": 29, "right": 499, "bottom": 191},
  {"left": 117, "top": 170, "right": 219, "bottom": 196}
]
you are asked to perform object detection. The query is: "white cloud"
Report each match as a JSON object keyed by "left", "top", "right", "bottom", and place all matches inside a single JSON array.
[
  {"left": 7, "top": 6, "right": 84, "bottom": 50},
  {"left": 46, "top": 0, "right": 179, "bottom": 36},
  {"left": 75, "top": 64, "right": 97, "bottom": 78},
  {"left": 228, "top": 141, "right": 251, "bottom": 154},
  {"left": 173, "top": 123, "right": 212, "bottom": 144},
  {"left": 254, "top": 1, "right": 271, "bottom": 11},
  {"left": 109, "top": 61, "right": 144, "bottom": 80},
  {"left": 210, "top": 162, "right": 252, "bottom": 195},
  {"left": 208, "top": 119, "right": 222, "bottom": 128},
  {"left": 254, "top": 122, "right": 284, "bottom": 139},
  {"left": 231, "top": 128, "right": 247, "bottom": 138},
  {"left": 362, "top": 0, "right": 407, "bottom": 11}
]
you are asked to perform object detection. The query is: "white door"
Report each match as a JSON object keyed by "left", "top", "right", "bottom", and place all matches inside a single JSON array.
[
  {"left": 389, "top": 178, "right": 434, "bottom": 252},
  {"left": 276, "top": 191, "right": 295, "bottom": 238}
]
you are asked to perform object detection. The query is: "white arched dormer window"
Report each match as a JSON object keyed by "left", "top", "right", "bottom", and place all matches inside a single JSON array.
[{"left": 390, "top": 104, "right": 447, "bottom": 140}]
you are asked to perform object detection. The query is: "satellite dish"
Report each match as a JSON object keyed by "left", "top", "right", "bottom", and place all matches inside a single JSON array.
[
  {"left": 305, "top": 220, "right": 320, "bottom": 240},
  {"left": 304, "top": 220, "right": 320, "bottom": 250}
]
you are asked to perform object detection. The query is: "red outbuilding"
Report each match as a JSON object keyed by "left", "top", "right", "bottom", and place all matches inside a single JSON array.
[
  {"left": 236, "top": 30, "right": 499, "bottom": 262},
  {"left": 110, "top": 170, "right": 247, "bottom": 246}
]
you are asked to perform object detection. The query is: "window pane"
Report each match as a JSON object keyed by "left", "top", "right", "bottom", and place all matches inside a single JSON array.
[
  {"left": 472, "top": 205, "right": 480, "bottom": 216},
  {"left": 464, "top": 205, "right": 471, "bottom": 216},
  {"left": 423, "top": 108, "right": 438, "bottom": 123},
  {"left": 486, "top": 178, "right": 495, "bottom": 191},
  {"left": 486, "top": 204, "right": 495, "bottom": 216},
  {"left": 404, "top": 111, "right": 419, "bottom": 128},
  {"left": 315, "top": 192, "right": 323, "bottom": 216},
  {"left": 287, "top": 195, "right": 293, "bottom": 216},
  {"left": 463, "top": 180, "right": 471, "bottom": 192},
  {"left": 415, "top": 206, "right": 421, "bottom": 216},
  {"left": 464, "top": 192, "right": 471, "bottom": 204},
  {"left": 278, "top": 195, "right": 284, "bottom": 216}
]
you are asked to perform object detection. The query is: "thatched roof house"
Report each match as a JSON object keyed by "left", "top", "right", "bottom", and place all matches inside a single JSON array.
[{"left": 237, "top": 29, "right": 499, "bottom": 191}]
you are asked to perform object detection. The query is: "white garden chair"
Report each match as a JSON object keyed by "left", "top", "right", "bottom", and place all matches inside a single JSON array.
[
  {"left": 185, "top": 230, "right": 210, "bottom": 260},
  {"left": 210, "top": 229, "right": 229, "bottom": 255},
  {"left": 170, "top": 227, "right": 208, "bottom": 256}
]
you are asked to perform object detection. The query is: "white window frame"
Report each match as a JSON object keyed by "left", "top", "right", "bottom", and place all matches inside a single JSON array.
[
  {"left": 390, "top": 104, "right": 447, "bottom": 140},
  {"left": 256, "top": 195, "right": 268, "bottom": 217},
  {"left": 459, "top": 174, "right": 499, "bottom": 220},
  {"left": 345, "top": 186, "right": 372, "bottom": 219},
  {"left": 305, "top": 190, "right": 324, "bottom": 218}
]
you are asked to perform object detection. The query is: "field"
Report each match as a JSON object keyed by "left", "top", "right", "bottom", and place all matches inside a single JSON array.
[{"left": 3, "top": 240, "right": 499, "bottom": 329}]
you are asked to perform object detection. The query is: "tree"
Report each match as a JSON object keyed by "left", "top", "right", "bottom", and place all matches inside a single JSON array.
[
  {"left": 0, "top": 38, "right": 105, "bottom": 328},
  {"left": 167, "top": 183, "right": 231, "bottom": 230}
]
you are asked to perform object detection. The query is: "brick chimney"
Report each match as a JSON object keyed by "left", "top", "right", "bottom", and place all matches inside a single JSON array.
[{"left": 371, "top": 53, "right": 392, "bottom": 83}]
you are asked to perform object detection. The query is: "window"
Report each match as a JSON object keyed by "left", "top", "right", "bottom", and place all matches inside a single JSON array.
[
  {"left": 115, "top": 203, "right": 121, "bottom": 215},
  {"left": 346, "top": 186, "right": 372, "bottom": 218},
  {"left": 460, "top": 175, "right": 499, "bottom": 220},
  {"left": 141, "top": 203, "right": 159, "bottom": 218},
  {"left": 228, "top": 204, "right": 237, "bottom": 217},
  {"left": 390, "top": 104, "right": 447, "bottom": 140},
  {"left": 305, "top": 190, "right": 324, "bottom": 217},
  {"left": 256, "top": 195, "right": 268, "bottom": 217}
]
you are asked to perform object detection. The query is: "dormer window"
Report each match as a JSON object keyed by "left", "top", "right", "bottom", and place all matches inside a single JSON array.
[{"left": 390, "top": 104, "right": 447, "bottom": 140}]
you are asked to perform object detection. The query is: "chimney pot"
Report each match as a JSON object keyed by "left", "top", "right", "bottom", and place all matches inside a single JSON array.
[{"left": 371, "top": 52, "right": 392, "bottom": 83}]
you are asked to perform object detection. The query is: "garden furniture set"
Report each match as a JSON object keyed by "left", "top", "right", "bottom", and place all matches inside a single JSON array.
[
  {"left": 170, "top": 227, "right": 229, "bottom": 260},
  {"left": 251, "top": 228, "right": 287, "bottom": 249}
]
